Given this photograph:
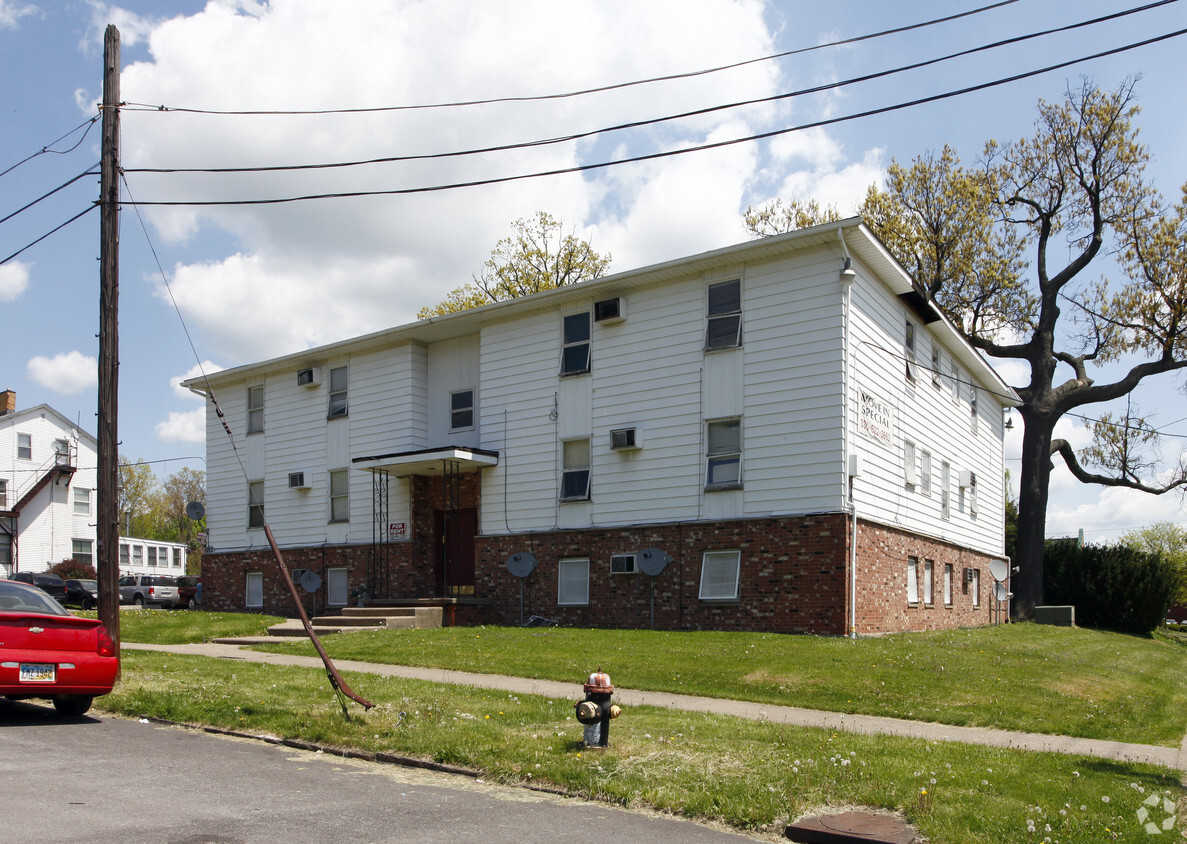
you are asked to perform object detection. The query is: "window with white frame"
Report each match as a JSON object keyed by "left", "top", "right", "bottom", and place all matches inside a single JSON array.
[
  {"left": 450, "top": 389, "right": 474, "bottom": 431},
  {"left": 0, "top": 478, "right": 7, "bottom": 509},
  {"left": 905, "top": 320, "right": 918, "bottom": 381},
  {"left": 560, "top": 312, "right": 591, "bottom": 376},
  {"left": 940, "top": 461, "right": 951, "bottom": 519},
  {"left": 247, "top": 385, "right": 264, "bottom": 434},
  {"left": 17, "top": 433, "right": 31, "bottom": 460},
  {"left": 329, "top": 469, "right": 349, "bottom": 522},
  {"left": 706, "top": 418, "right": 742, "bottom": 489},
  {"left": 0, "top": 533, "right": 10, "bottom": 576},
  {"left": 560, "top": 438, "right": 591, "bottom": 501},
  {"left": 903, "top": 441, "right": 917, "bottom": 489},
  {"left": 245, "top": 571, "right": 263, "bottom": 608},
  {"left": 969, "top": 383, "right": 979, "bottom": 433},
  {"left": 971, "top": 569, "right": 981, "bottom": 607},
  {"left": 705, "top": 279, "right": 742, "bottom": 350},
  {"left": 557, "top": 557, "right": 590, "bottom": 605},
  {"left": 907, "top": 557, "right": 919, "bottom": 604},
  {"left": 72, "top": 539, "right": 93, "bottom": 567},
  {"left": 700, "top": 549, "right": 741, "bottom": 600},
  {"left": 147, "top": 546, "right": 159, "bottom": 567},
  {"left": 73, "top": 487, "right": 91, "bottom": 516},
  {"left": 119, "top": 543, "right": 130, "bottom": 568},
  {"left": 968, "top": 472, "right": 978, "bottom": 517},
  {"left": 923, "top": 559, "right": 934, "bottom": 605},
  {"left": 944, "top": 563, "right": 953, "bottom": 606},
  {"left": 248, "top": 480, "right": 265, "bottom": 529},
  {"left": 328, "top": 365, "right": 349, "bottom": 418},
  {"left": 327, "top": 567, "right": 348, "bottom": 606},
  {"left": 132, "top": 545, "right": 143, "bottom": 566},
  {"left": 920, "top": 450, "right": 932, "bottom": 496},
  {"left": 931, "top": 346, "right": 943, "bottom": 387}
]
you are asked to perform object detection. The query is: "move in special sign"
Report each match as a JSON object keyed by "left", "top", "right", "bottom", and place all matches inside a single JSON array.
[{"left": 858, "top": 389, "right": 894, "bottom": 446}]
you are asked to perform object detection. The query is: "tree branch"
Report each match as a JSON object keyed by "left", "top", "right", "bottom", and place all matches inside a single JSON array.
[{"left": 1051, "top": 438, "right": 1187, "bottom": 494}]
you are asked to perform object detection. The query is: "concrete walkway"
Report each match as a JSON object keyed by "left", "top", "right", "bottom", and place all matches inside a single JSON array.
[{"left": 123, "top": 640, "right": 1187, "bottom": 774}]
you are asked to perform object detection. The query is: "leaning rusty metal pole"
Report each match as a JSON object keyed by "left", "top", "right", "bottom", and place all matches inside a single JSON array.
[
  {"left": 96, "top": 24, "right": 121, "bottom": 654},
  {"left": 263, "top": 525, "right": 373, "bottom": 710}
]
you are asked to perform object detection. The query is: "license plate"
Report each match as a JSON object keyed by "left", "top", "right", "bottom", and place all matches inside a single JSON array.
[{"left": 19, "top": 663, "right": 55, "bottom": 683}]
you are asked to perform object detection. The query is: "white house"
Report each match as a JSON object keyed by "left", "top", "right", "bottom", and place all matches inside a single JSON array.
[
  {"left": 0, "top": 391, "right": 98, "bottom": 576},
  {"left": 186, "top": 219, "right": 1018, "bottom": 634}
]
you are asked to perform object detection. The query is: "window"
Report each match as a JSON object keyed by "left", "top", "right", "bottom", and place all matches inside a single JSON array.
[
  {"left": 931, "top": 346, "right": 943, "bottom": 387},
  {"left": 73, "top": 487, "right": 91, "bottom": 516},
  {"left": 944, "top": 563, "right": 953, "bottom": 606},
  {"left": 557, "top": 557, "right": 590, "bottom": 605},
  {"left": 971, "top": 569, "right": 981, "bottom": 607},
  {"left": 172, "top": 548, "right": 182, "bottom": 568},
  {"left": 706, "top": 418, "right": 742, "bottom": 489},
  {"left": 560, "top": 438, "right": 591, "bottom": 501},
  {"left": 132, "top": 545, "right": 143, "bottom": 566},
  {"left": 17, "top": 433, "right": 31, "bottom": 460},
  {"left": 450, "top": 389, "right": 474, "bottom": 430},
  {"left": 907, "top": 557, "right": 919, "bottom": 605},
  {"left": 905, "top": 320, "right": 917, "bottom": 380},
  {"left": 148, "top": 547, "right": 159, "bottom": 567},
  {"left": 969, "top": 383, "right": 979, "bottom": 433},
  {"left": 0, "top": 533, "right": 12, "bottom": 576},
  {"left": 920, "top": 450, "right": 932, "bottom": 496},
  {"left": 705, "top": 279, "right": 742, "bottom": 350},
  {"left": 0, "top": 479, "right": 7, "bottom": 509},
  {"left": 248, "top": 481, "right": 265, "bottom": 529},
  {"left": 940, "top": 461, "right": 951, "bottom": 520},
  {"left": 119, "top": 543, "right": 130, "bottom": 568},
  {"left": 245, "top": 572, "right": 263, "bottom": 608},
  {"left": 329, "top": 469, "right": 349, "bottom": 522},
  {"left": 560, "top": 312, "right": 591, "bottom": 375},
  {"left": 327, "top": 567, "right": 348, "bottom": 606},
  {"left": 968, "top": 473, "right": 978, "bottom": 517},
  {"left": 700, "top": 550, "right": 741, "bottom": 600},
  {"left": 903, "top": 441, "right": 917, "bottom": 488},
  {"left": 328, "top": 366, "right": 349, "bottom": 418},
  {"left": 70, "top": 539, "right": 93, "bottom": 567},
  {"left": 923, "top": 559, "right": 934, "bottom": 606},
  {"left": 247, "top": 385, "right": 264, "bottom": 434}
]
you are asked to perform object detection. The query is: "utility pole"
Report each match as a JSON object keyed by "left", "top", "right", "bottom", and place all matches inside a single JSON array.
[{"left": 97, "top": 24, "right": 121, "bottom": 650}]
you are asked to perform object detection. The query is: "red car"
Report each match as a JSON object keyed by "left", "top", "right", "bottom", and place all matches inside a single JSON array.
[{"left": 0, "top": 579, "right": 118, "bottom": 716}]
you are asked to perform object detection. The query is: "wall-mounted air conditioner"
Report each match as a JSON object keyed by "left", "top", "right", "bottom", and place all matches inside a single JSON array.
[
  {"left": 958, "top": 469, "right": 976, "bottom": 489},
  {"left": 297, "top": 367, "right": 321, "bottom": 388},
  {"left": 610, "top": 426, "right": 642, "bottom": 451},
  {"left": 594, "top": 297, "right": 626, "bottom": 324},
  {"left": 610, "top": 554, "right": 637, "bottom": 574},
  {"left": 288, "top": 471, "right": 311, "bottom": 490}
]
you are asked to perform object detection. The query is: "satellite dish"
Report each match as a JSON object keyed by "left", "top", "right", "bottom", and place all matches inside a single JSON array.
[
  {"left": 505, "top": 552, "right": 538, "bottom": 579},
  {"left": 299, "top": 570, "right": 323, "bottom": 592},
  {"left": 994, "top": 582, "right": 1009, "bottom": 602},
  {"left": 637, "top": 548, "right": 671, "bottom": 577},
  {"left": 989, "top": 559, "right": 1009, "bottom": 582},
  {"left": 185, "top": 501, "right": 206, "bottom": 520}
]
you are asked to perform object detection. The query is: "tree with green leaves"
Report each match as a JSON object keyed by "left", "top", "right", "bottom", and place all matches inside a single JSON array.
[
  {"left": 118, "top": 454, "right": 158, "bottom": 538},
  {"left": 1120, "top": 521, "right": 1187, "bottom": 608},
  {"left": 746, "top": 80, "right": 1187, "bottom": 617},
  {"left": 418, "top": 211, "right": 611, "bottom": 317}
]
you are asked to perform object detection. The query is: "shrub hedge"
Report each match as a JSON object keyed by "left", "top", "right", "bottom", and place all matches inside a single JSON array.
[{"left": 1043, "top": 539, "right": 1178, "bottom": 634}]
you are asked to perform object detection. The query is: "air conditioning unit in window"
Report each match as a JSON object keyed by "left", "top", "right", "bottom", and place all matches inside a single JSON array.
[
  {"left": 297, "top": 367, "right": 321, "bottom": 388},
  {"left": 609, "top": 427, "right": 642, "bottom": 451},
  {"left": 959, "top": 469, "right": 976, "bottom": 489},
  {"left": 594, "top": 296, "right": 626, "bottom": 324},
  {"left": 287, "top": 471, "right": 311, "bottom": 490},
  {"left": 610, "top": 554, "right": 637, "bottom": 574}
]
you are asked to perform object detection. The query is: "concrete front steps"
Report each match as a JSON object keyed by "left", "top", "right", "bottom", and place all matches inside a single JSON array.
[{"left": 266, "top": 605, "right": 443, "bottom": 637}]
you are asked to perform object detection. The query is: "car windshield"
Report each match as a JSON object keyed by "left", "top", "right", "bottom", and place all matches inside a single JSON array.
[
  {"left": 149, "top": 576, "right": 177, "bottom": 586},
  {"left": 0, "top": 581, "right": 70, "bottom": 616}
]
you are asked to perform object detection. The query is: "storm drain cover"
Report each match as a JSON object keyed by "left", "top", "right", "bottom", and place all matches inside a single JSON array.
[{"left": 785, "top": 810, "right": 915, "bottom": 844}]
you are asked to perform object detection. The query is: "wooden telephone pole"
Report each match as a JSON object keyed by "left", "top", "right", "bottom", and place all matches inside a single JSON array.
[{"left": 97, "top": 24, "right": 121, "bottom": 648}]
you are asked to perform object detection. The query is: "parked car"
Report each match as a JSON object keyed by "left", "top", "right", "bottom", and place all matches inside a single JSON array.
[
  {"left": 8, "top": 571, "right": 68, "bottom": 603},
  {"left": 0, "top": 579, "right": 118, "bottom": 716},
  {"left": 63, "top": 579, "right": 99, "bottom": 610},
  {"left": 175, "top": 575, "right": 201, "bottom": 609},
  {"left": 118, "top": 575, "right": 179, "bottom": 608}
]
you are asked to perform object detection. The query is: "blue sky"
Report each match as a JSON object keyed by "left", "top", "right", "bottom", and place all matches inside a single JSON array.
[{"left": 2, "top": 0, "right": 1186, "bottom": 541}]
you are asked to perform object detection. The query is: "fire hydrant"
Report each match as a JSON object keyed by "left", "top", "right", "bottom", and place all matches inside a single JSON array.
[{"left": 574, "top": 669, "right": 621, "bottom": 748}]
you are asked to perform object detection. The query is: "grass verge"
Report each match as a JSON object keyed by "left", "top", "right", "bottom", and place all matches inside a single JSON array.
[{"left": 98, "top": 649, "right": 1185, "bottom": 844}]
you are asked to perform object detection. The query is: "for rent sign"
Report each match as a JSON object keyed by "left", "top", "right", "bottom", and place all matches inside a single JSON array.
[{"left": 858, "top": 389, "right": 894, "bottom": 446}]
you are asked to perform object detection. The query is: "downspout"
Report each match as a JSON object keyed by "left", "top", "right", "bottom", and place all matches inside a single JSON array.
[{"left": 838, "top": 228, "right": 859, "bottom": 639}]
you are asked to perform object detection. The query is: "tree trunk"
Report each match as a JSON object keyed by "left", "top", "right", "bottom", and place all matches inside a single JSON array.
[{"left": 1013, "top": 413, "right": 1055, "bottom": 618}]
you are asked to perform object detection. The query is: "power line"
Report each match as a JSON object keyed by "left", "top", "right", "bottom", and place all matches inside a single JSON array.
[
  {"left": 118, "top": 27, "right": 1187, "bottom": 208},
  {"left": 123, "top": 1, "right": 1176, "bottom": 177},
  {"left": 0, "top": 116, "right": 100, "bottom": 180},
  {"left": 1, "top": 204, "right": 98, "bottom": 265},
  {"left": 119, "top": 0, "right": 1027, "bottom": 117},
  {"left": 0, "top": 166, "right": 99, "bottom": 227}
]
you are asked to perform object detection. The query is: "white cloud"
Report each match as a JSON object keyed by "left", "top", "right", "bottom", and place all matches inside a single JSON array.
[
  {"left": 0, "top": 260, "right": 30, "bottom": 301},
  {"left": 83, "top": 2, "right": 159, "bottom": 49},
  {"left": 170, "top": 361, "right": 223, "bottom": 401},
  {"left": 155, "top": 408, "right": 206, "bottom": 444},
  {"left": 26, "top": 351, "right": 97, "bottom": 394},
  {"left": 1046, "top": 484, "right": 1187, "bottom": 541},
  {"left": 0, "top": 1, "right": 36, "bottom": 30}
]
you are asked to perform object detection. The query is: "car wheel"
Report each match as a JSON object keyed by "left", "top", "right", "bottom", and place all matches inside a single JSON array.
[
  {"left": 188, "top": 597, "right": 197, "bottom": 610},
  {"left": 53, "top": 696, "right": 93, "bottom": 717},
  {"left": 82, "top": 598, "right": 95, "bottom": 610},
  {"left": 134, "top": 594, "right": 145, "bottom": 608}
]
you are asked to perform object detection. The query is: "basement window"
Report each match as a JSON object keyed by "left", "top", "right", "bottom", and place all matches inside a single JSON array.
[{"left": 699, "top": 550, "right": 741, "bottom": 600}]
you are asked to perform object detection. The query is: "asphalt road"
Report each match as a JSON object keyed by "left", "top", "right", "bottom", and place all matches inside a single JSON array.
[{"left": 0, "top": 701, "right": 768, "bottom": 843}]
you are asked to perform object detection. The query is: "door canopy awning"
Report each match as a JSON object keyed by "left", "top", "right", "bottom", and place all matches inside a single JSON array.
[{"left": 351, "top": 446, "right": 499, "bottom": 477}]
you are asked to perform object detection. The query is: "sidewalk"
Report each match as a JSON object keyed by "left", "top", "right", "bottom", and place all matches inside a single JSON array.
[{"left": 123, "top": 640, "right": 1187, "bottom": 774}]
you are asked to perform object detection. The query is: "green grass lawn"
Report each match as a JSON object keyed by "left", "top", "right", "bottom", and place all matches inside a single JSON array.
[
  {"left": 242, "top": 622, "right": 1187, "bottom": 747},
  {"left": 98, "top": 648, "right": 1185, "bottom": 844}
]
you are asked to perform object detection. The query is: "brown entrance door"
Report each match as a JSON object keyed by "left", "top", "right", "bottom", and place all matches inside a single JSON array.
[{"left": 434, "top": 508, "right": 476, "bottom": 596}]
